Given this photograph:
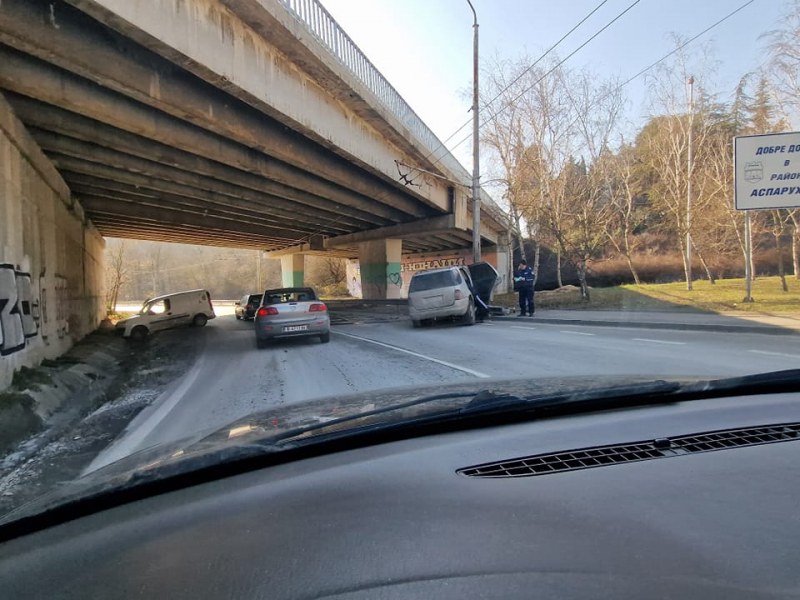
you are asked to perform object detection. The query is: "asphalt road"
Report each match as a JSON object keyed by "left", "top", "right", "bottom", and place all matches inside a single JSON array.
[{"left": 87, "top": 312, "right": 800, "bottom": 471}]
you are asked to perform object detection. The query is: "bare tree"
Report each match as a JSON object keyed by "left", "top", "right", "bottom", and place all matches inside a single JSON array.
[
  {"left": 545, "top": 157, "right": 613, "bottom": 300},
  {"left": 765, "top": 0, "right": 800, "bottom": 126},
  {"left": 321, "top": 257, "right": 347, "bottom": 285},
  {"left": 600, "top": 143, "right": 647, "bottom": 284},
  {"left": 789, "top": 210, "right": 800, "bottom": 279},
  {"left": 481, "top": 55, "right": 532, "bottom": 266},
  {"left": 104, "top": 239, "right": 127, "bottom": 313},
  {"left": 768, "top": 210, "right": 792, "bottom": 291},
  {"left": 641, "top": 38, "right": 723, "bottom": 289}
]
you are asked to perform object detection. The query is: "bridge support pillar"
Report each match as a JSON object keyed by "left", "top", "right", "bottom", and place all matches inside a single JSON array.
[
  {"left": 280, "top": 254, "right": 305, "bottom": 287},
  {"left": 358, "top": 239, "right": 402, "bottom": 299}
]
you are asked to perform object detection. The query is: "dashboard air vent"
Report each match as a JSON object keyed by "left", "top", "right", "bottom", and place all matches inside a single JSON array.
[{"left": 458, "top": 422, "right": 800, "bottom": 479}]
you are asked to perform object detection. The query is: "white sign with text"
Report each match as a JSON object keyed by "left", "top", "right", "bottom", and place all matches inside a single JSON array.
[{"left": 735, "top": 132, "right": 800, "bottom": 210}]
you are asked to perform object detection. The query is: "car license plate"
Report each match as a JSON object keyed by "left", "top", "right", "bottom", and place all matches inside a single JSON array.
[{"left": 284, "top": 325, "right": 308, "bottom": 332}]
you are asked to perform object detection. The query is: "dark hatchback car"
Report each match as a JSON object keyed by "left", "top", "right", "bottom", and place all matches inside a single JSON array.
[{"left": 235, "top": 293, "right": 263, "bottom": 320}]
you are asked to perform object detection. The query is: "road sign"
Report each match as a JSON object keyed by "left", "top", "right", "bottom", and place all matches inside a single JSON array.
[{"left": 734, "top": 132, "right": 800, "bottom": 210}]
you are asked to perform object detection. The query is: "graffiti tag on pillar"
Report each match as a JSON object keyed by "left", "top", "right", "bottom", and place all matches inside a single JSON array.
[
  {"left": 0, "top": 264, "right": 27, "bottom": 355},
  {"left": 55, "top": 276, "right": 69, "bottom": 338},
  {"left": 401, "top": 257, "right": 465, "bottom": 272},
  {"left": 15, "top": 271, "right": 38, "bottom": 338},
  {"left": 387, "top": 272, "right": 402, "bottom": 287}
]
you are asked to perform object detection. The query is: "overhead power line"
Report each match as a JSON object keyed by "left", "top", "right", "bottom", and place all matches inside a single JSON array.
[
  {"left": 615, "top": 0, "right": 757, "bottom": 92},
  {"left": 441, "top": 0, "right": 756, "bottom": 160},
  {"left": 439, "top": 0, "right": 642, "bottom": 160},
  {"left": 432, "top": 0, "right": 611, "bottom": 153}
]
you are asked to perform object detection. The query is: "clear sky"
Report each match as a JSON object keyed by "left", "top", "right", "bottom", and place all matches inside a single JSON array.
[{"left": 320, "top": 0, "right": 788, "bottom": 175}]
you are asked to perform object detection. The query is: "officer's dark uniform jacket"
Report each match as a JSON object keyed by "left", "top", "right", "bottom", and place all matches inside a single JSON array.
[{"left": 515, "top": 266, "right": 535, "bottom": 289}]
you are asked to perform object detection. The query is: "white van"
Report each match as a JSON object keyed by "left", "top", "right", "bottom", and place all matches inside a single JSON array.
[{"left": 116, "top": 289, "right": 216, "bottom": 340}]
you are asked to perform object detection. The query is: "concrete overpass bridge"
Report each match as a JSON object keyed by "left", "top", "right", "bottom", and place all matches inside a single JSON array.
[{"left": 0, "top": 0, "right": 509, "bottom": 386}]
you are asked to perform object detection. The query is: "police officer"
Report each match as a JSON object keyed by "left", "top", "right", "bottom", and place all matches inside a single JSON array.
[{"left": 514, "top": 259, "right": 536, "bottom": 317}]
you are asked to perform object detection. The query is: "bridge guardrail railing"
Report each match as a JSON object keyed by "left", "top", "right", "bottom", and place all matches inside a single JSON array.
[{"left": 277, "top": 0, "right": 507, "bottom": 224}]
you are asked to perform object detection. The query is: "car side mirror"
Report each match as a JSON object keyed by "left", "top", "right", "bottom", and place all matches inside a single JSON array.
[{"left": 235, "top": 302, "right": 240, "bottom": 306}]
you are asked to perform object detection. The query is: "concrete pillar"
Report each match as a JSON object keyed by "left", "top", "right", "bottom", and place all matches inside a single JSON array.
[
  {"left": 358, "top": 239, "right": 402, "bottom": 299},
  {"left": 280, "top": 254, "right": 304, "bottom": 287}
]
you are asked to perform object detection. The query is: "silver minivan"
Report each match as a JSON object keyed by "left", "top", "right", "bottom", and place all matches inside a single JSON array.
[{"left": 408, "top": 266, "right": 476, "bottom": 327}]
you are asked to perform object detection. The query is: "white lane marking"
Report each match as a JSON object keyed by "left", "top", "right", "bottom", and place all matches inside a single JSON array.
[
  {"left": 560, "top": 330, "right": 595, "bottom": 336},
  {"left": 749, "top": 349, "right": 800, "bottom": 359},
  {"left": 632, "top": 338, "right": 686, "bottom": 345},
  {"left": 335, "top": 331, "right": 490, "bottom": 378},
  {"left": 510, "top": 326, "right": 537, "bottom": 330},
  {"left": 83, "top": 349, "right": 208, "bottom": 474}
]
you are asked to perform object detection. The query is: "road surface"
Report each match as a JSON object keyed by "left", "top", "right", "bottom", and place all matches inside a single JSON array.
[{"left": 88, "top": 313, "right": 800, "bottom": 471}]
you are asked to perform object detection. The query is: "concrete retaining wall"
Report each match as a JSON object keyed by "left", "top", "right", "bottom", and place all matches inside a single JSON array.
[{"left": 0, "top": 94, "right": 105, "bottom": 391}]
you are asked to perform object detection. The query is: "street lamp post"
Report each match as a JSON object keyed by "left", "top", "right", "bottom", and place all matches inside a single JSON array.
[
  {"left": 467, "top": 0, "right": 481, "bottom": 264},
  {"left": 686, "top": 75, "right": 694, "bottom": 291}
]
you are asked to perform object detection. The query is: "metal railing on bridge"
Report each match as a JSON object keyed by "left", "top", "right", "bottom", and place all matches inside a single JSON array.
[{"left": 278, "top": 0, "right": 507, "bottom": 222}]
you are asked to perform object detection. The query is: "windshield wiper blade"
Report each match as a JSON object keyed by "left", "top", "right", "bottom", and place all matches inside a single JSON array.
[
  {"left": 461, "top": 380, "right": 682, "bottom": 416},
  {"left": 278, "top": 370, "right": 800, "bottom": 449},
  {"left": 460, "top": 369, "right": 800, "bottom": 419}
]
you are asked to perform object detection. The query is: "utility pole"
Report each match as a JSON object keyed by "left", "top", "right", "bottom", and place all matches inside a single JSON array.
[
  {"left": 256, "top": 250, "right": 262, "bottom": 291},
  {"left": 467, "top": 0, "right": 481, "bottom": 264},
  {"left": 743, "top": 211, "right": 753, "bottom": 302},
  {"left": 686, "top": 75, "right": 694, "bottom": 291}
]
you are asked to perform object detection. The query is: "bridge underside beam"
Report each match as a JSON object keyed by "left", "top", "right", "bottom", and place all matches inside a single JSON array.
[
  {"left": 265, "top": 215, "right": 478, "bottom": 260},
  {"left": 0, "top": 0, "right": 442, "bottom": 214},
  {"left": 0, "top": 0, "right": 506, "bottom": 255},
  {"left": 10, "top": 98, "right": 392, "bottom": 227}
]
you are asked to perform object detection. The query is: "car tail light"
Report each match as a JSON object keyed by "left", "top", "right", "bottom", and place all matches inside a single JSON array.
[
  {"left": 257, "top": 307, "right": 278, "bottom": 317},
  {"left": 309, "top": 303, "right": 327, "bottom": 312},
  {"left": 454, "top": 290, "right": 464, "bottom": 300}
]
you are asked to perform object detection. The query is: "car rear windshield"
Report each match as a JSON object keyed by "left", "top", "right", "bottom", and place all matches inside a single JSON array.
[
  {"left": 409, "top": 271, "right": 457, "bottom": 292},
  {"left": 248, "top": 295, "right": 263, "bottom": 304},
  {"left": 264, "top": 290, "right": 317, "bottom": 304}
]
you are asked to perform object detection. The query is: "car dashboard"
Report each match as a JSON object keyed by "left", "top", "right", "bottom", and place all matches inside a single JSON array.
[{"left": 1, "top": 391, "right": 799, "bottom": 599}]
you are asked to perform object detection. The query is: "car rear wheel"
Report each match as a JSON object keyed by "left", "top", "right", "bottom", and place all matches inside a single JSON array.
[
  {"left": 319, "top": 332, "right": 331, "bottom": 344},
  {"left": 129, "top": 326, "right": 148, "bottom": 342},
  {"left": 192, "top": 314, "right": 208, "bottom": 327},
  {"left": 462, "top": 298, "right": 476, "bottom": 326},
  {"left": 256, "top": 337, "right": 268, "bottom": 349},
  {"left": 235, "top": 314, "right": 241, "bottom": 320},
  {"left": 411, "top": 319, "right": 421, "bottom": 328}
]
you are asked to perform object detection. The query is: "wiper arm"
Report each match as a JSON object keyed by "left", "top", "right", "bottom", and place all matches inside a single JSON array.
[
  {"left": 278, "top": 369, "right": 800, "bottom": 448},
  {"left": 270, "top": 390, "right": 486, "bottom": 445},
  {"left": 460, "top": 369, "right": 800, "bottom": 419},
  {"left": 461, "top": 381, "right": 682, "bottom": 416}
]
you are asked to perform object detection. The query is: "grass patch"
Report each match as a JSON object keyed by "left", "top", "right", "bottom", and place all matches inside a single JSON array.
[
  {"left": 495, "top": 276, "right": 800, "bottom": 314},
  {"left": 620, "top": 277, "right": 800, "bottom": 313}
]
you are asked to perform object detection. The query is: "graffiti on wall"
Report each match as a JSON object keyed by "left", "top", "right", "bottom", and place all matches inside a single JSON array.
[
  {"left": 0, "top": 263, "right": 39, "bottom": 355},
  {"left": 55, "top": 276, "right": 69, "bottom": 338},
  {"left": 387, "top": 271, "right": 402, "bottom": 287},
  {"left": 345, "top": 263, "right": 402, "bottom": 299},
  {"left": 400, "top": 257, "right": 466, "bottom": 273}
]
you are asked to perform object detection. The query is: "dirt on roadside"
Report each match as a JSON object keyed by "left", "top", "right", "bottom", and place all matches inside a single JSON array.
[{"left": 0, "top": 327, "right": 202, "bottom": 517}]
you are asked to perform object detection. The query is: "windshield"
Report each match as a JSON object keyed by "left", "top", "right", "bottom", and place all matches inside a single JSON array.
[
  {"left": 409, "top": 270, "right": 458, "bottom": 292},
  {"left": 139, "top": 299, "right": 168, "bottom": 315},
  {"left": 2, "top": 0, "right": 800, "bottom": 527}
]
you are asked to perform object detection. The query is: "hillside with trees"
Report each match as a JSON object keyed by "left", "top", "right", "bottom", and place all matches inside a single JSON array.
[{"left": 481, "top": 3, "right": 800, "bottom": 299}]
